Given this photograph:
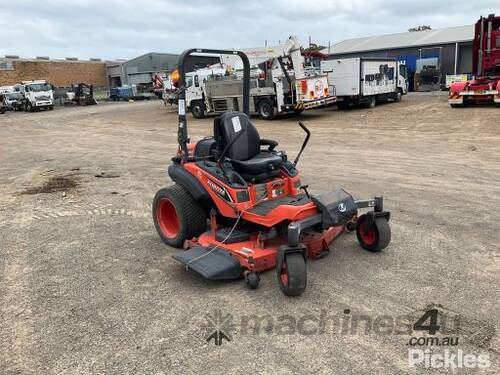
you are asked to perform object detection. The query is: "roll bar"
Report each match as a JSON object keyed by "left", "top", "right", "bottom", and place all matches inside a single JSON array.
[{"left": 176, "top": 49, "right": 251, "bottom": 159}]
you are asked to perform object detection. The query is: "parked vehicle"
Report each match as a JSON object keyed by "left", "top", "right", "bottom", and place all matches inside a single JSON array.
[
  {"left": 110, "top": 86, "right": 133, "bottom": 101},
  {"left": 185, "top": 36, "right": 336, "bottom": 120},
  {"left": 449, "top": 14, "right": 500, "bottom": 107},
  {"left": 321, "top": 58, "right": 408, "bottom": 109},
  {"left": 0, "top": 86, "right": 23, "bottom": 111},
  {"left": 15, "top": 80, "right": 54, "bottom": 112},
  {"left": 66, "top": 83, "right": 97, "bottom": 105},
  {"left": 110, "top": 85, "right": 155, "bottom": 101},
  {"left": 0, "top": 94, "right": 5, "bottom": 114},
  {"left": 160, "top": 69, "right": 182, "bottom": 106}
]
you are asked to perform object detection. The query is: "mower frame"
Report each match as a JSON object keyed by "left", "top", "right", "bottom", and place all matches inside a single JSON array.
[{"left": 153, "top": 48, "right": 392, "bottom": 296}]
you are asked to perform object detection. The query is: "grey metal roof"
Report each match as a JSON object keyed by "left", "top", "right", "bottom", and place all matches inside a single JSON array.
[
  {"left": 322, "top": 25, "right": 474, "bottom": 55},
  {"left": 125, "top": 52, "right": 179, "bottom": 65}
]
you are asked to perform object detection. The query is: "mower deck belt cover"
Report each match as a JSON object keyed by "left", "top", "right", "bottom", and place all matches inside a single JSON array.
[{"left": 311, "top": 188, "right": 357, "bottom": 229}]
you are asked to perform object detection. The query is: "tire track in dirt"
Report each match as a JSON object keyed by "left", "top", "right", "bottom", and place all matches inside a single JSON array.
[{"left": 0, "top": 227, "right": 36, "bottom": 374}]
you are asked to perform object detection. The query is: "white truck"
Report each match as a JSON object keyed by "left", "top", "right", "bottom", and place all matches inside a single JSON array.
[
  {"left": 321, "top": 58, "right": 408, "bottom": 109},
  {"left": 14, "top": 80, "right": 54, "bottom": 112},
  {"left": 186, "top": 36, "right": 336, "bottom": 120}
]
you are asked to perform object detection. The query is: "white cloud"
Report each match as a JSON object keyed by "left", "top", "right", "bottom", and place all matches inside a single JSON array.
[{"left": 0, "top": 0, "right": 498, "bottom": 60}]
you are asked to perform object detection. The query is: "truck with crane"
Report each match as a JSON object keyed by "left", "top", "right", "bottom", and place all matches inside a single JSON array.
[
  {"left": 184, "top": 36, "right": 336, "bottom": 120},
  {"left": 449, "top": 14, "right": 500, "bottom": 107}
]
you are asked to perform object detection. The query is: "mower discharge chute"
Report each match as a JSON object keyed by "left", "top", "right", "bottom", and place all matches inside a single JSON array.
[{"left": 153, "top": 49, "right": 391, "bottom": 296}]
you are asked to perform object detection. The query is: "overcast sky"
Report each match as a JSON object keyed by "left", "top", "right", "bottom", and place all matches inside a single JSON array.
[{"left": 1, "top": 0, "right": 498, "bottom": 60}]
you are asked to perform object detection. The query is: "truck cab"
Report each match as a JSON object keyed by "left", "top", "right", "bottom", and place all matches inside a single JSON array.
[
  {"left": 17, "top": 80, "right": 54, "bottom": 111},
  {"left": 398, "top": 63, "right": 409, "bottom": 94},
  {"left": 184, "top": 67, "right": 227, "bottom": 117}
]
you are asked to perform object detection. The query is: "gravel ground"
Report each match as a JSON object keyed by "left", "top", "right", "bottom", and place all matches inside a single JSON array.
[{"left": 0, "top": 95, "right": 499, "bottom": 374}]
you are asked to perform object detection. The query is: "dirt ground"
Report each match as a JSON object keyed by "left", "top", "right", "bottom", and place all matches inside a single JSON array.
[{"left": 0, "top": 95, "right": 499, "bottom": 374}]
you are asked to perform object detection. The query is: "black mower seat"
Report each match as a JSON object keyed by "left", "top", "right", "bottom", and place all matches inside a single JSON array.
[
  {"left": 214, "top": 112, "right": 283, "bottom": 181},
  {"left": 231, "top": 151, "right": 282, "bottom": 182}
]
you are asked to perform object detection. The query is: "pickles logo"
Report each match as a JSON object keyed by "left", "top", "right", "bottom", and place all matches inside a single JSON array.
[
  {"left": 206, "top": 179, "right": 232, "bottom": 202},
  {"left": 338, "top": 203, "right": 347, "bottom": 212}
]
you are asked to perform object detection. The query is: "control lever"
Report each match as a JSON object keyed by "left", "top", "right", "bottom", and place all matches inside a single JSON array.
[
  {"left": 300, "top": 185, "right": 310, "bottom": 198},
  {"left": 293, "top": 121, "right": 311, "bottom": 167}
]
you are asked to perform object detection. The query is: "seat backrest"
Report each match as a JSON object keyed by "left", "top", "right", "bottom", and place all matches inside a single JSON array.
[{"left": 214, "top": 112, "right": 260, "bottom": 161}]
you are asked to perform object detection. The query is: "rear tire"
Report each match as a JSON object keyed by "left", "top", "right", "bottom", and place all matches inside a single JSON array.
[
  {"left": 191, "top": 100, "right": 205, "bottom": 119},
  {"left": 337, "top": 100, "right": 350, "bottom": 110},
  {"left": 153, "top": 185, "right": 207, "bottom": 248},
  {"left": 367, "top": 96, "right": 376, "bottom": 108},
  {"left": 277, "top": 252, "right": 307, "bottom": 296},
  {"left": 356, "top": 214, "right": 391, "bottom": 252},
  {"left": 257, "top": 98, "right": 275, "bottom": 120},
  {"left": 26, "top": 102, "right": 34, "bottom": 112}
]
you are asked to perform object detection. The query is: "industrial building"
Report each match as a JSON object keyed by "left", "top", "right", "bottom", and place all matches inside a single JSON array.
[
  {"left": 0, "top": 52, "right": 220, "bottom": 91},
  {"left": 323, "top": 25, "right": 474, "bottom": 91},
  {"left": 0, "top": 56, "right": 108, "bottom": 87},
  {"left": 106, "top": 52, "right": 220, "bottom": 88}
]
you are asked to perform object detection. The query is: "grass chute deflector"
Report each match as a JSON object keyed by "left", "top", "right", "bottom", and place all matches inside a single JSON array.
[{"left": 153, "top": 48, "right": 392, "bottom": 296}]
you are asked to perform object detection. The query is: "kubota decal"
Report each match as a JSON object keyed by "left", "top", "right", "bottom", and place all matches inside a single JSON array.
[{"left": 206, "top": 178, "right": 233, "bottom": 202}]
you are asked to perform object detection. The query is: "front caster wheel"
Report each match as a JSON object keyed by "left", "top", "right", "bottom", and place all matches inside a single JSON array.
[
  {"left": 277, "top": 252, "right": 306, "bottom": 296},
  {"left": 356, "top": 214, "right": 391, "bottom": 252},
  {"left": 346, "top": 220, "right": 357, "bottom": 232},
  {"left": 245, "top": 271, "right": 260, "bottom": 289}
]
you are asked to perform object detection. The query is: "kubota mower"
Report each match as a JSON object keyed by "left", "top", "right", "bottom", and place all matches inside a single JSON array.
[{"left": 153, "top": 49, "right": 391, "bottom": 296}]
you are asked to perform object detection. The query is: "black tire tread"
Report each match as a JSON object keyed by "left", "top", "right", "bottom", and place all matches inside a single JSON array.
[
  {"left": 153, "top": 184, "right": 207, "bottom": 247},
  {"left": 191, "top": 101, "right": 205, "bottom": 119},
  {"left": 374, "top": 218, "right": 391, "bottom": 251},
  {"left": 257, "top": 98, "right": 275, "bottom": 120},
  {"left": 367, "top": 96, "right": 376, "bottom": 108},
  {"left": 356, "top": 215, "right": 391, "bottom": 252},
  {"left": 279, "top": 253, "right": 307, "bottom": 296}
]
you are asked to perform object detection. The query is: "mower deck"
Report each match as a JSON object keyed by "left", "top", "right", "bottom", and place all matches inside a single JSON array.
[
  {"left": 185, "top": 224, "right": 344, "bottom": 277},
  {"left": 173, "top": 245, "right": 242, "bottom": 280}
]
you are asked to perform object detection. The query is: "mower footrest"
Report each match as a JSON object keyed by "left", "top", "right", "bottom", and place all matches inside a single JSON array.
[{"left": 173, "top": 246, "right": 242, "bottom": 280}]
